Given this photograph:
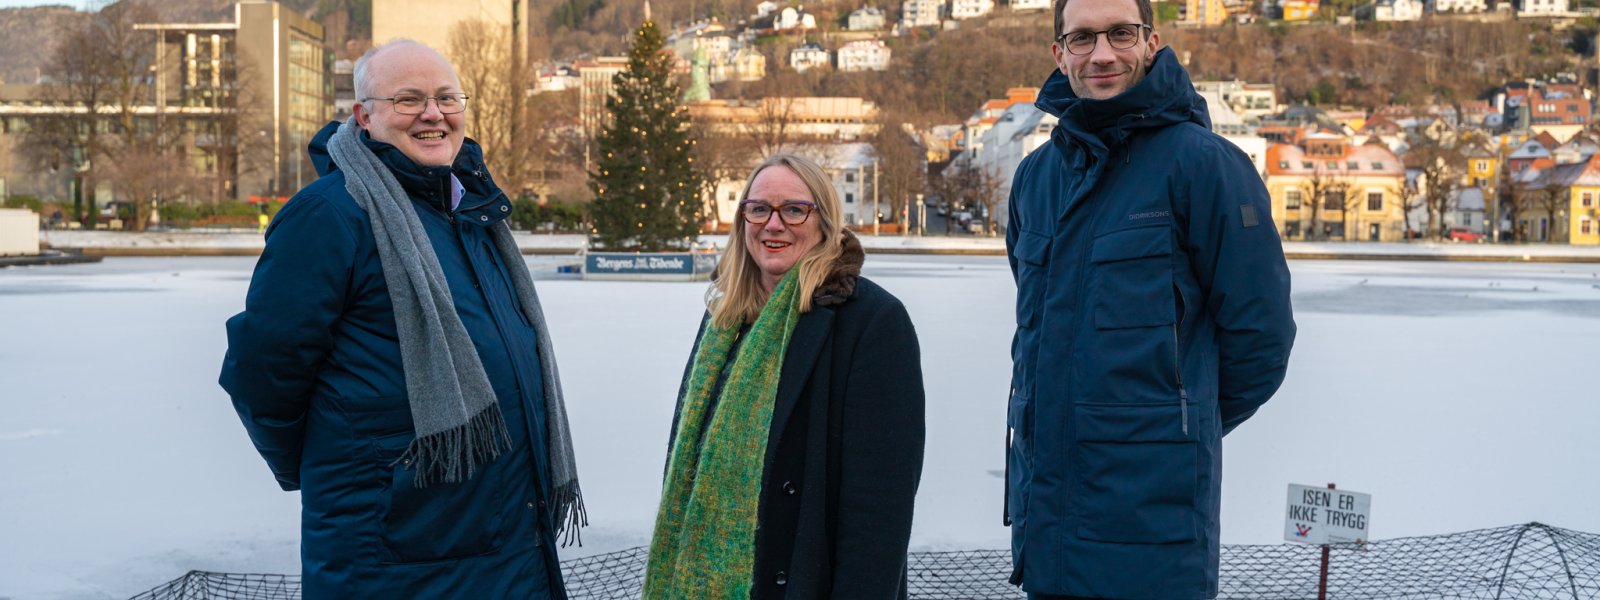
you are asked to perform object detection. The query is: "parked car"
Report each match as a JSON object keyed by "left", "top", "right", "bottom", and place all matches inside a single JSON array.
[{"left": 1446, "top": 227, "right": 1484, "bottom": 243}]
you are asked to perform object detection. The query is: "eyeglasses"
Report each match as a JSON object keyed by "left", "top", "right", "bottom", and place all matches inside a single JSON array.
[
  {"left": 740, "top": 200, "right": 816, "bottom": 226},
  {"left": 362, "top": 93, "right": 470, "bottom": 115},
  {"left": 1056, "top": 24, "right": 1151, "bottom": 56}
]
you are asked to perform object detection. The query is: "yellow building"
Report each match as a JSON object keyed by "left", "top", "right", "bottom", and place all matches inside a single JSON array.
[
  {"left": 1463, "top": 144, "right": 1499, "bottom": 190},
  {"left": 1520, "top": 153, "right": 1600, "bottom": 245},
  {"left": 1184, "top": 0, "right": 1229, "bottom": 25},
  {"left": 1265, "top": 134, "right": 1407, "bottom": 241},
  {"left": 1279, "top": 0, "right": 1320, "bottom": 20}
]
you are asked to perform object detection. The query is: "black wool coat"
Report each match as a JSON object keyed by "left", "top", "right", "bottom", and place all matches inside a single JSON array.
[{"left": 670, "top": 237, "right": 927, "bottom": 599}]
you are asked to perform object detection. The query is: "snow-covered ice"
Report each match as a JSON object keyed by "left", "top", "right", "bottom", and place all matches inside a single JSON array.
[{"left": 2, "top": 255, "right": 1599, "bottom": 599}]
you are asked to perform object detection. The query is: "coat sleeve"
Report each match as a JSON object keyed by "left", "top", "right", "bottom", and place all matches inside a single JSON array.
[
  {"left": 1183, "top": 141, "right": 1297, "bottom": 436},
  {"left": 218, "top": 193, "right": 359, "bottom": 491},
  {"left": 829, "top": 294, "right": 927, "bottom": 597}
]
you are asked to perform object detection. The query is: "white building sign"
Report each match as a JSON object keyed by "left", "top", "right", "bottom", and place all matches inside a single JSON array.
[{"left": 1284, "top": 484, "right": 1371, "bottom": 545}]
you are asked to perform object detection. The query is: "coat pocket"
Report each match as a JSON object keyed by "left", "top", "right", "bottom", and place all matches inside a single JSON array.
[
  {"left": 1071, "top": 401, "right": 1198, "bottom": 545},
  {"left": 1006, "top": 389, "right": 1034, "bottom": 525},
  {"left": 372, "top": 431, "right": 510, "bottom": 564},
  {"left": 1089, "top": 226, "right": 1175, "bottom": 330},
  {"left": 1014, "top": 229, "right": 1052, "bottom": 329}
]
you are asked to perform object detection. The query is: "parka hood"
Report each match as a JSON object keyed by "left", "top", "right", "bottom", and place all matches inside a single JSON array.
[{"left": 1035, "top": 47, "right": 1211, "bottom": 156}]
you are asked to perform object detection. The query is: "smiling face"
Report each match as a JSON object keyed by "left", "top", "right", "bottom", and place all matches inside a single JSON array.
[
  {"left": 742, "top": 165, "right": 823, "bottom": 297},
  {"left": 1052, "top": 0, "right": 1160, "bottom": 101},
  {"left": 352, "top": 43, "right": 465, "bottom": 167}
]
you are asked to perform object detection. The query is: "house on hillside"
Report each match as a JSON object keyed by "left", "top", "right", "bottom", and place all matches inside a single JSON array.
[
  {"left": 789, "top": 43, "right": 830, "bottom": 73},
  {"left": 950, "top": 0, "right": 996, "bottom": 19},
  {"left": 837, "top": 39, "right": 891, "bottom": 72},
  {"left": 847, "top": 6, "right": 887, "bottom": 30},
  {"left": 902, "top": 0, "right": 944, "bottom": 27}
]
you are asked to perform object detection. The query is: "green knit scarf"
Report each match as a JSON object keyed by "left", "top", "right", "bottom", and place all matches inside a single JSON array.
[{"left": 643, "top": 269, "right": 804, "bottom": 599}]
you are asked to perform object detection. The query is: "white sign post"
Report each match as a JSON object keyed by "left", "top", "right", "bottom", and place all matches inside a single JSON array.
[
  {"left": 1285, "top": 483, "right": 1372, "bottom": 600},
  {"left": 1285, "top": 483, "right": 1372, "bottom": 545}
]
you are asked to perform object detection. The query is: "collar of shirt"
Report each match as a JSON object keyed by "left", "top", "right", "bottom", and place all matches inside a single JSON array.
[{"left": 450, "top": 173, "right": 465, "bottom": 212}]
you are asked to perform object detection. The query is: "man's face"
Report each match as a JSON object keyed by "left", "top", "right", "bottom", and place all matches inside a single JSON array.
[
  {"left": 1052, "top": 0, "right": 1160, "bottom": 101},
  {"left": 352, "top": 45, "right": 466, "bottom": 167}
]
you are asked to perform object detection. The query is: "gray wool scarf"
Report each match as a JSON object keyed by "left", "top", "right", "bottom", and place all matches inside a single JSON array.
[{"left": 327, "top": 117, "right": 587, "bottom": 544}]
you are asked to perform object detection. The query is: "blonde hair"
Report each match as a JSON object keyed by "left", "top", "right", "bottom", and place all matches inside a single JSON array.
[{"left": 708, "top": 154, "right": 845, "bottom": 329}]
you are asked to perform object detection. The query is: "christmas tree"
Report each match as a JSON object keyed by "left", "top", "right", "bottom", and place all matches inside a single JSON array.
[{"left": 588, "top": 19, "right": 703, "bottom": 251}]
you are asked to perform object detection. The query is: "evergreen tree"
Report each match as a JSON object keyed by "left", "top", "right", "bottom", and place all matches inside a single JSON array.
[{"left": 588, "top": 19, "right": 703, "bottom": 251}]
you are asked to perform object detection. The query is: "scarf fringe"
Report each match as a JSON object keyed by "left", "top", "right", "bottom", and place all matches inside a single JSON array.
[
  {"left": 396, "top": 405, "right": 513, "bottom": 488},
  {"left": 552, "top": 482, "right": 589, "bottom": 547}
]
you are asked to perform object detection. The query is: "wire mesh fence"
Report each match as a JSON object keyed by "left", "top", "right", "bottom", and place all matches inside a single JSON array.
[{"left": 130, "top": 522, "right": 1600, "bottom": 599}]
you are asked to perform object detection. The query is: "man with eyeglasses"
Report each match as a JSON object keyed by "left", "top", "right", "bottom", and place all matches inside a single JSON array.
[
  {"left": 221, "top": 40, "right": 584, "bottom": 599},
  {"left": 1002, "top": 0, "right": 1296, "bottom": 598}
]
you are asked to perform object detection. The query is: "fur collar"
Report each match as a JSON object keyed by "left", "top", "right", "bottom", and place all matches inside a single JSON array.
[{"left": 813, "top": 229, "right": 864, "bottom": 307}]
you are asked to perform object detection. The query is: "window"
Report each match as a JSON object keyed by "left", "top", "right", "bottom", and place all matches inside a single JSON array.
[
  {"left": 1583, "top": 218, "right": 1593, "bottom": 235},
  {"left": 1584, "top": 192, "right": 1594, "bottom": 208},
  {"left": 845, "top": 193, "right": 855, "bottom": 203},
  {"left": 1372, "top": 162, "right": 1385, "bottom": 170},
  {"left": 1284, "top": 220, "right": 1301, "bottom": 239},
  {"left": 1302, "top": 161, "right": 1314, "bottom": 169},
  {"left": 845, "top": 172, "right": 856, "bottom": 183},
  {"left": 1286, "top": 189, "right": 1303, "bottom": 209},
  {"left": 1347, "top": 161, "right": 1360, "bottom": 170},
  {"left": 726, "top": 191, "right": 737, "bottom": 202},
  {"left": 1477, "top": 160, "right": 1490, "bottom": 172},
  {"left": 1367, "top": 191, "right": 1383, "bottom": 211},
  {"left": 1324, "top": 189, "right": 1343, "bottom": 210},
  {"left": 1278, "top": 160, "right": 1289, "bottom": 169}
]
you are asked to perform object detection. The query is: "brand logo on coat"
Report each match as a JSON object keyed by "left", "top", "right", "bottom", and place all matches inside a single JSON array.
[{"left": 1127, "top": 210, "right": 1170, "bottom": 221}]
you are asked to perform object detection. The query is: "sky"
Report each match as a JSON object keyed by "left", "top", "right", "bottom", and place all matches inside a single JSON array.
[
  {"left": 3, "top": 255, "right": 1599, "bottom": 599},
  {"left": 0, "top": 0, "right": 87, "bottom": 8}
]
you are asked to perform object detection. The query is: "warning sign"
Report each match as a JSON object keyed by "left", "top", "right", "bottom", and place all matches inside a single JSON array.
[{"left": 1284, "top": 484, "right": 1371, "bottom": 545}]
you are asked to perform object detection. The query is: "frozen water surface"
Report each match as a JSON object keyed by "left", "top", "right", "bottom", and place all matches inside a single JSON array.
[{"left": 2, "top": 255, "right": 1598, "bottom": 599}]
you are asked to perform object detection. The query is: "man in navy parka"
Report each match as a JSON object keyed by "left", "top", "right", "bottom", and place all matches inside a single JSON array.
[
  {"left": 219, "top": 42, "right": 577, "bottom": 598},
  {"left": 1004, "top": 0, "right": 1295, "bottom": 598}
]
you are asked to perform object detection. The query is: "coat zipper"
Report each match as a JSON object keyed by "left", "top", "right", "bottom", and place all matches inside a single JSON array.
[{"left": 1173, "top": 282, "right": 1188, "bottom": 436}]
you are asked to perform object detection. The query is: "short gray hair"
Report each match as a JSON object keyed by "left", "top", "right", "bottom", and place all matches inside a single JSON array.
[{"left": 352, "top": 39, "right": 429, "bottom": 108}]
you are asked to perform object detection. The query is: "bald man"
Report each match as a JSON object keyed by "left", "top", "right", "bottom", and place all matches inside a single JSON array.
[{"left": 220, "top": 41, "right": 583, "bottom": 599}]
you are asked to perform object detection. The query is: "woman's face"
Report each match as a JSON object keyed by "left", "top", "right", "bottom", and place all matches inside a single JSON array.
[{"left": 742, "top": 165, "right": 824, "bottom": 297}]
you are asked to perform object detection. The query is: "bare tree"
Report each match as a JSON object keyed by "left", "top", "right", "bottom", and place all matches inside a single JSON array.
[
  {"left": 689, "top": 116, "right": 754, "bottom": 226},
  {"left": 741, "top": 96, "right": 800, "bottom": 158},
  {"left": 1300, "top": 164, "right": 1354, "bottom": 241},
  {"left": 22, "top": 2, "right": 160, "bottom": 227},
  {"left": 868, "top": 112, "right": 925, "bottom": 229},
  {"left": 1405, "top": 135, "right": 1465, "bottom": 241},
  {"left": 449, "top": 19, "right": 536, "bottom": 198}
]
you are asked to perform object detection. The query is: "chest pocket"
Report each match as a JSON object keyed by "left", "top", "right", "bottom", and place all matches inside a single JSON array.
[
  {"left": 1089, "top": 226, "right": 1175, "bottom": 330},
  {"left": 1013, "top": 229, "right": 1052, "bottom": 329}
]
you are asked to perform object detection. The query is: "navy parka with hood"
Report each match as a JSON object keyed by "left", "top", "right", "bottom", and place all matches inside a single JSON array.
[
  {"left": 220, "top": 121, "right": 566, "bottom": 599},
  {"left": 1004, "top": 48, "right": 1295, "bottom": 599}
]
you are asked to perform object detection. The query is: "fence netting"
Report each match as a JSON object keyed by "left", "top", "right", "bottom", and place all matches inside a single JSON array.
[{"left": 130, "top": 522, "right": 1599, "bottom": 599}]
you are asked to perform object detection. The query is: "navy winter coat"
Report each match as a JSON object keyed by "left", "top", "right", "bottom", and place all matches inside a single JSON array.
[
  {"left": 1004, "top": 48, "right": 1295, "bottom": 599},
  {"left": 220, "top": 122, "right": 566, "bottom": 599}
]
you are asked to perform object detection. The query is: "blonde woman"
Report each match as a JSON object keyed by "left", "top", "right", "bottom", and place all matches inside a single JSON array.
[{"left": 644, "top": 154, "right": 927, "bottom": 599}]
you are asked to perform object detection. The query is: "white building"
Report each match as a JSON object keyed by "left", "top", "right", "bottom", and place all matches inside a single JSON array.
[
  {"left": 776, "top": 6, "right": 817, "bottom": 30},
  {"left": 950, "top": 0, "right": 996, "bottom": 19},
  {"left": 902, "top": 0, "right": 944, "bottom": 27},
  {"left": 789, "top": 43, "right": 831, "bottom": 73},
  {"left": 1427, "top": 0, "right": 1487, "bottom": 12},
  {"left": 1515, "top": 0, "right": 1569, "bottom": 15},
  {"left": 730, "top": 46, "right": 767, "bottom": 82},
  {"left": 1360, "top": 0, "right": 1424, "bottom": 20},
  {"left": 1011, "top": 0, "right": 1051, "bottom": 10},
  {"left": 755, "top": 0, "right": 779, "bottom": 18},
  {"left": 702, "top": 142, "right": 880, "bottom": 226},
  {"left": 1192, "top": 80, "right": 1278, "bottom": 122},
  {"left": 837, "top": 40, "right": 892, "bottom": 72},
  {"left": 965, "top": 101, "right": 1057, "bottom": 231},
  {"left": 847, "top": 6, "right": 887, "bottom": 30}
]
